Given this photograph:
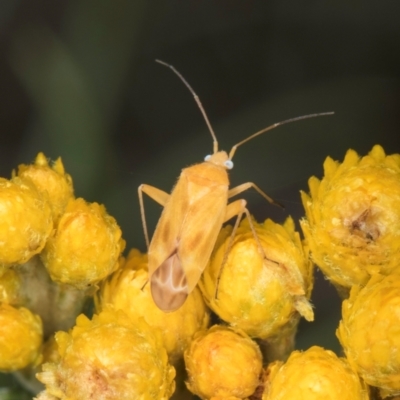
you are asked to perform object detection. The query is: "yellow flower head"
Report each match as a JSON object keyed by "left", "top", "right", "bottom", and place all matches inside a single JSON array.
[
  {"left": 184, "top": 325, "right": 263, "bottom": 400},
  {"left": 262, "top": 346, "right": 369, "bottom": 400},
  {"left": 337, "top": 273, "right": 400, "bottom": 398},
  {"left": 97, "top": 249, "right": 210, "bottom": 365},
  {"left": 0, "top": 303, "right": 43, "bottom": 371},
  {"left": 200, "top": 216, "right": 313, "bottom": 340},
  {"left": 0, "top": 177, "right": 53, "bottom": 273},
  {"left": 36, "top": 308, "right": 175, "bottom": 400},
  {"left": 301, "top": 145, "right": 400, "bottom": 291},
  {"left": 14, "top": 153, "right": 74, "bottom": 223},
  {"left": 41, "top": 198, "right": 125, "bottom": 289}
]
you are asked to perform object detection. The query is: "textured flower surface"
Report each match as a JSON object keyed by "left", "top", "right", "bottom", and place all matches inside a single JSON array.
[
  {"left": 0, "top": 268, "right": 21, "bottom": 305},
  {"left": 15, "top": 152, "right": 74, "bottom": 222},
  {"left": 184, "top": 325, "right": 262, "bottom": 400},
  {"left": 97, "top": 248, "right": 210, "bottom": 364},
  {"left": 41, "top": 198, "right": 125, "bottom": 288},
  {"left": 301, "top": 145, "right": 400, "bottom": 292},
  {"left": 0, "top": 303, "right": 43, "bottom": 371},
  {"left": 0, "top": 177, "right": 53, "bottom": 272},
  {"left": 262, "top": 346, "right": 369, "bottom": 400},
  {"left": 35, "top": 308, "right": 175, "bottom": 400},
  {"left": 337, "top": 273, "right": 400, "bottom": 398},
  {"left": 200, "top": 216, "right": 313, "bottom": 340}
]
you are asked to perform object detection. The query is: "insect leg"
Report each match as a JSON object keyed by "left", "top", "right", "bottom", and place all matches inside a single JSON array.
[
  {"left": 214, "top": 199, "right": 268, "bottom": 299},
  {"left": 228, "top": 182, "right": 283, "bottom": 208},
  {"left": 138, "top": 184, "right": 170, "bottom": 250}
]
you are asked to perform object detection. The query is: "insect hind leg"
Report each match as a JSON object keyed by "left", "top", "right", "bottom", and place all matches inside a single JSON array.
[{"left": 214, "top": 199, "right": 268, "bottom": 300}]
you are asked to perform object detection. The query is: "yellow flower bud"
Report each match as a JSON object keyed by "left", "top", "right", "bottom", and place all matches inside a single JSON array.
[
  {"left": 41, "top": 198, "right": 125, "bottom": 288},
  {"left": 0, "top": 304, "right": 43, "bottom": 371},
  {"left": 337, "top": 273, "right": 400, "bottom": 398},
  {"left": 13, "top": 333, "right": 62, "bottom": 395},
  {"left": 97, "top": 249, "right": 210, "bottom": 364},
  {"left": 0, "top": 177, "right": 53, "bottom": 272},
  {"left": 200, "top": 216, "right": 313, "bottom": 340},
  {"left": 15, "top": 152, "right": 74, "bottom": 222},
  {"left": 185, "top": 325, "right": 262, "bottom": 400},
  {"left": 263, "top": 346, "right": 369, "bottom": 400},
  {"left": 301, "top": 145, "right": 400, "bottom": 293},
  {"left": 36, "top": 308, "right": 175, "bottom": 400},
  {"left": 0, "top": 268, "right": 21, "bottom": 304}
]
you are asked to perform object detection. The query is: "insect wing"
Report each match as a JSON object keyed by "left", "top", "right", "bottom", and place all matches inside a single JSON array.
[
  {"left": 177, "top": 178, "right": 227, "bottom": 292},
  {"left": 147, "top": 172, "right": 189, "bottom": 278}
]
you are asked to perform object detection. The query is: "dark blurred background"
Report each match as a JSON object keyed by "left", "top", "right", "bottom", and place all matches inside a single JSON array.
[{"left": 1, "top": 0, "right": 400, "bottom": 375}]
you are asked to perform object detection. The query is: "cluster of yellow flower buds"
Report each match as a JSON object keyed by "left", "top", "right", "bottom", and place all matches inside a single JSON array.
[
  {"left": 302, "top": 145, "right": 400, "bottom": 398},
  {"left": 0, "top": 153, "right": 125, "bottom": 378},
  {"left": 2, "top": 144, "right": 400, "bottom": 400}
]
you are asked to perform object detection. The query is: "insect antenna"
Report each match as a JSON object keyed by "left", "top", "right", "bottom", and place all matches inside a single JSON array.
[
  {"left": 228, "top": 112, "right": 334, "bottom": 160},
  {"left": 155, "top": 59, "right": 218, "bottom": 154}
]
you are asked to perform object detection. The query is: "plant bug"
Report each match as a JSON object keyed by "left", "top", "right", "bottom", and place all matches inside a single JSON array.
[{"left": 139, "top": 59, "right": 333, "bottom": 312}]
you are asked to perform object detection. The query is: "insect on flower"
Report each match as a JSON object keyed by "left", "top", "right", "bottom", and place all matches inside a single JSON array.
[{"left": 139, "top": 59, "right": 333, "bottom": 312}]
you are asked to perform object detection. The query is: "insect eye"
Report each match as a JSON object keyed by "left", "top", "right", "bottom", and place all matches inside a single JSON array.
[
  {"left": 204, "top": 155, "right": 211, "bottom": 162},
  {"left": 224, "top": 160, "right": 234, "bottom": 169}
]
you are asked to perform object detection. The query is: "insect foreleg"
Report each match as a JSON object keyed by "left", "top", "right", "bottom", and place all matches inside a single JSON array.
[
  {"left": 138, "top": 184, "right": 170, "bottom": 249},
  {"left": 228, "top": 182, "right": 283, "bottom": 208}
]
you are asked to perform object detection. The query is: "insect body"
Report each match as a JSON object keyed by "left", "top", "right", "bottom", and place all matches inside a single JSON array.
[{"left": 139, "top": 60, "right": 333, "bottom": 312}]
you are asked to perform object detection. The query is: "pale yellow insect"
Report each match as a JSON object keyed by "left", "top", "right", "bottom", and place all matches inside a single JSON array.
[{"left": 139, "top": 60, "right": 333, "bottom": 312}]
